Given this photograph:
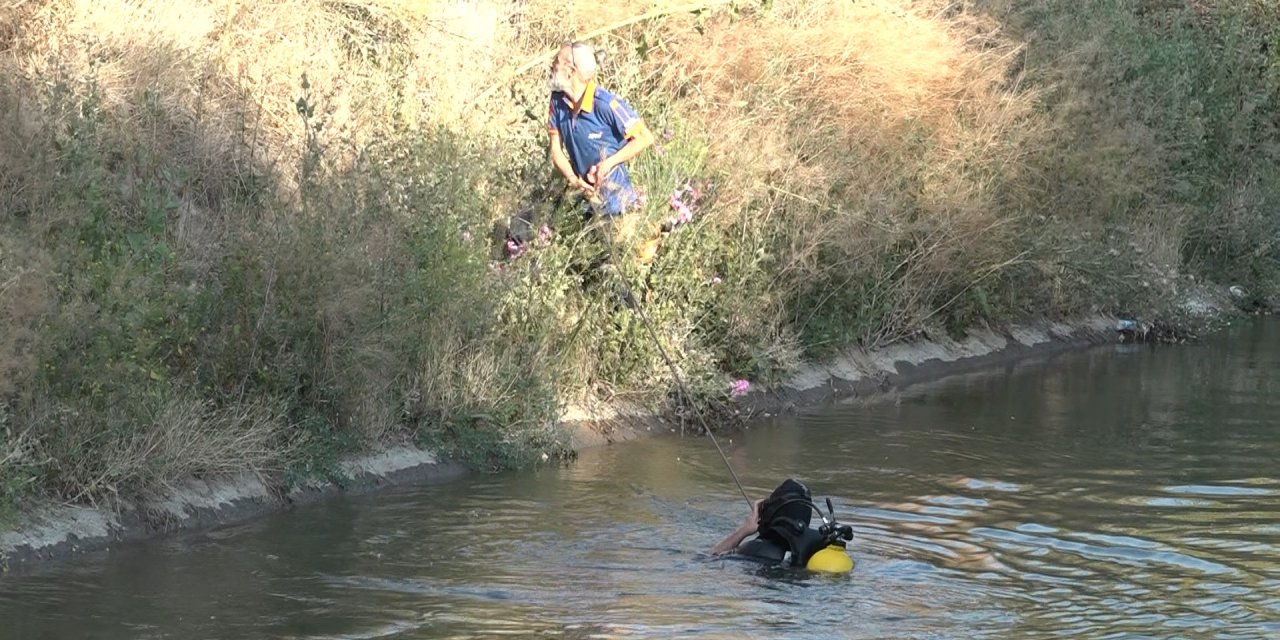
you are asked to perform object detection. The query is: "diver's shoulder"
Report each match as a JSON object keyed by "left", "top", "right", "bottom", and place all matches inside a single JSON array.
[{"left": 737, "top": 537, "right": 787, "bottom": 562}]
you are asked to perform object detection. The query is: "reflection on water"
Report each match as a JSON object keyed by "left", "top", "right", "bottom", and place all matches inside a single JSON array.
[{"left": 4, "top": 319, "right": 1280, "bottom": 639}]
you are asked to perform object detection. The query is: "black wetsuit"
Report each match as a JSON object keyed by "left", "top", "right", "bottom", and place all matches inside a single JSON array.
[
  {"left": 738, "top": 478, "right": 846, "bottom": 568},
  {"left": 737, "top": 528, "right": 830, "bottom": 567}
]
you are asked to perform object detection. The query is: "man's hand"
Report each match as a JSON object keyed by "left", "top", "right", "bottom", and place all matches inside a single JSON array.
[
  {"left": 587, "top": 159, "right": 615, "bottom": 190},
  {"left": 550, "top": 133, "right": 598, "bottom": 198},
  {"left": 586, "top": 161, "right": 606, "bottom": 186}
]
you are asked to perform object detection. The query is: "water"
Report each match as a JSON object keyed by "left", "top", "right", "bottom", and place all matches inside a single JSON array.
[{"left": 4, "top": 319, "right": 1280, "bottom": 639}]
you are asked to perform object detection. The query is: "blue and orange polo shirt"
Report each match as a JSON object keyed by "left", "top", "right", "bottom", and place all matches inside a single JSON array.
[{"left": 548, "top": 81, "right": 644, "bottom": 216}]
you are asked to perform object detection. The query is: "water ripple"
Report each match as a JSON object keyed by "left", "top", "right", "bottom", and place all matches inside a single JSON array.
[{"left": 5, "top": 320, "right": 1280, "bottom": 639}]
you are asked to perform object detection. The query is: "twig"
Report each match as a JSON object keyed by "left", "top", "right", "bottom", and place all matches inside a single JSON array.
[
  {"left": 0, "top": 270, "right": 26, "bottom": 296},
  {"left": 763, "top": 183, "right": 896, "bottom": 232}
]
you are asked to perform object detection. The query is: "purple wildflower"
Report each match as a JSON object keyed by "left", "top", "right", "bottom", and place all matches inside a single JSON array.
[
  {"left": 669, "top": 191, "right": 694, "bottom": 226},
  {"left": 537, "top": 224, "right": 553, "bottom": 246},
  {"left": 505, "top": 239, "right": 526, "bottom": 260},
  {"left": 729, "top": 379, "right": 751, "bottom": 397},
  {"left": 662, "top": 128, "right": 674, "bottom": 141}
]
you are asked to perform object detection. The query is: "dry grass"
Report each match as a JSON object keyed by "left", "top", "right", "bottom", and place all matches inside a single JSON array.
[
  {"left": 1, "top": 0, "right": 1272, "bottom": 506},
  {"left": 7, "top": 395, "right": 290, "bottom": 506},
  {"left": 0, "top": 0, "right": 571, "bottom": 500},
  {"left": 3, "top": 1, "right": 462, "bottom": 205},
  {"left": 661, "top": 1, "right": 1042, "bottom": 209},
  {"left": 631, "top": 0, "right": 1053, "bottom": 345},
  {"left": 92, "top": 398, "right": 291, "bottom": 501},
  {"left": 0, "top": 0, "right": 1071, "bottom": 422},
  {"left": 0, "top": 245, "right": 48, "bottom": 401}
]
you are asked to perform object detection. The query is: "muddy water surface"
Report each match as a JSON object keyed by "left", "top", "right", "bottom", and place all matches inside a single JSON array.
[{"left": 4, "top": 319, "right": 1280, "bottom": 639}]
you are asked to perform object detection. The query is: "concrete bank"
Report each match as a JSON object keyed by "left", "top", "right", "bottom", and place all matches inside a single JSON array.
[
  {"left": 0, "top": 310, "right": 1222, "bottom": 569},
  {"left": 562, "top": 315, "right": 1125, "bottom": 448},
  {"left": 1, "top": 449, "right": 468, "bottom": 568}
]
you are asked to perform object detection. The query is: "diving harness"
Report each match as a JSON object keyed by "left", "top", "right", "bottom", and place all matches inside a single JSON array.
[{"left": 752, "top": 490, "right": 855, "bottom": 573}]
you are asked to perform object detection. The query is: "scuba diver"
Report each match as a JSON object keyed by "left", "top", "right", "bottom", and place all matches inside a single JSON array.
[{"left": 710, "top": 478, "right": 855, "bottom": 573}]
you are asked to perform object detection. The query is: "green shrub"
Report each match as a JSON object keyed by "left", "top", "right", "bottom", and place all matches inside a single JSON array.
[{"left": 2, "top": 0, "right": 1278, "bottom": 513}]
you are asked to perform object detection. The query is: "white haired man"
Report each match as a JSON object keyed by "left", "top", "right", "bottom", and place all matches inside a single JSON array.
[{"left": 547, "top": 41, "right": 655, "bottom": 242}]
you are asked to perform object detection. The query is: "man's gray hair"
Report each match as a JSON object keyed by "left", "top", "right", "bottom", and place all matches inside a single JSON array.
[{"left": 568, "top": 41, "right": 597, "bottom": 79}]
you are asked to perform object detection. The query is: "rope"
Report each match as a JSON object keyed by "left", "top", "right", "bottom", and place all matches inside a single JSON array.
[{"left": 592, "top": 198, "right": 753, "bottom": 509}]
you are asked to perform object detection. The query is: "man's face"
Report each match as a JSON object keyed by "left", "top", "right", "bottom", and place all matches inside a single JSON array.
[{"left": 548, "top": 46, "right": 575, "bottom": 93}]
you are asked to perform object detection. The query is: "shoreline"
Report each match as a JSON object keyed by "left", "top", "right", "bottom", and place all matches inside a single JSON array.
[
  {"left": 0, "top": 311, "right": 1225, "bottom": 570},
  {"left": 562, "top": 316, "right": 1122, "bottom": 449},
  {"left": 3, "top": 0, "right": 1276, "bottom": 577}
]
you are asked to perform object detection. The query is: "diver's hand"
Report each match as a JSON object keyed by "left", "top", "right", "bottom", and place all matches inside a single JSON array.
[
  {"left": 742, "top": 499, "right": 763, "bottom": 532},
  {"left": 711, "top": 498, "right": 765, "bottom": 556}
]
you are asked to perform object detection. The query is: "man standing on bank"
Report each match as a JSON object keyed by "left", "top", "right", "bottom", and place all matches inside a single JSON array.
[{"left": 547, "top": 41, "right": 655, "bottom": 239}]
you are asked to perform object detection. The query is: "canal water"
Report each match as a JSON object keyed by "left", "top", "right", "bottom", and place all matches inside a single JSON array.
[{"left": 4, "top": 319, "right": 1280, "bottom": 639}]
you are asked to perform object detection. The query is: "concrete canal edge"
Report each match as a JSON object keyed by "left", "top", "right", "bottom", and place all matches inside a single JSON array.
[
  {"left": 561, "top": 315, "right": 1123, "bottom": 448},
  {"left": 0, "top": 308, "right": 1230, "bottom": 569},
  {"left": 1, "top": 447, "right": 470, "bottom": 568}
]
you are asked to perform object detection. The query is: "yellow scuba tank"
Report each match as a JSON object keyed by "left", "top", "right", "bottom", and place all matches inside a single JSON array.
[
  {"left": 805, "top": 545, "right": 854, "bottom": 573},
  {"left": 756, "top": 480, "right": 856, "bottom": 573}
]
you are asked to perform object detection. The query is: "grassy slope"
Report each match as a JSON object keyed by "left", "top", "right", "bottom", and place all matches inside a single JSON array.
[{"left": 0, "top": 0, "right": 1276, "bottom": 519}]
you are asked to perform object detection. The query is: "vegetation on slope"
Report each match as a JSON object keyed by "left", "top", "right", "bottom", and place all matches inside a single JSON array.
[{"left": 0, "top": 0, "right": 1275, "bottom": 518}]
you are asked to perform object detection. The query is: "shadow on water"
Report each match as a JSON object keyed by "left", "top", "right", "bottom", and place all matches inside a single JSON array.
[{"left": 4, "top": 318, "right": 1280, "bottom": 638}]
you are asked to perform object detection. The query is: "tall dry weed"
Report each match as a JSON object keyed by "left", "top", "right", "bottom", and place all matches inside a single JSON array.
[
  {"left": 2, "top": 0, "right": 1272, "bottom": 508},
  {"left": 27, "top": 395, "right": 291, "bottom": 504},
  {"left": 636, "top": 0, "right": 1052, "bottom": 345}
]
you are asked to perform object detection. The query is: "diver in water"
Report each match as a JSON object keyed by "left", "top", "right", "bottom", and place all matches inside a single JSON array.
[{"left": 710, "top": 478, "right": 855, "bottom": 573}]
